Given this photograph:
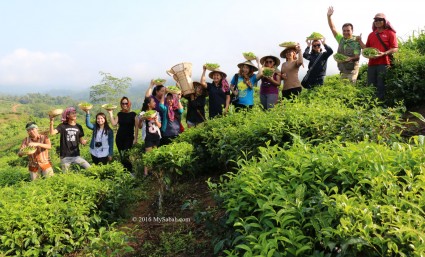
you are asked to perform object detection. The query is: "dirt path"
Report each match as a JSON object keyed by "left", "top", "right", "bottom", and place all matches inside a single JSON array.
[{"left": 11, "top": 104, "right": 21, "bottom": 112}]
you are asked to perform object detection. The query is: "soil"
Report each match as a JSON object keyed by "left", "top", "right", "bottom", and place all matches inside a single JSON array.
[{"left": 121, "top": 174, "right": 222, "bottom": 257}]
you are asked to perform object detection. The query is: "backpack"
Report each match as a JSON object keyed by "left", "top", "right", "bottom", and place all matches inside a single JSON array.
[{"left": 231, "top": 74, "right": 239, "bottom": 104}]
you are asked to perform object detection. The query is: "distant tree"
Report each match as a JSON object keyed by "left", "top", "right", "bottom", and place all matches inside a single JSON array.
[{"left": 89, "top": 72, "right": 132, "bottom": 104}]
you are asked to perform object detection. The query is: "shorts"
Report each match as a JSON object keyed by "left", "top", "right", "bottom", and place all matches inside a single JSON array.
[{"left": 145, "top": 138, "right": 160, "bottom": 148}]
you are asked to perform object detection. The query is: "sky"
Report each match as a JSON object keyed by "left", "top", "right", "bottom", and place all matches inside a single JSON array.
[{"left": 0, "top": 0, "right": 423, "bottom": 95}]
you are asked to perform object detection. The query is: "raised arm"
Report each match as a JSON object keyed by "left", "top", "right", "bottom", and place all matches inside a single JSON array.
[
  {"left": 145, "top": 79, "right": 155, "bottom": 98},
  {"left": 200, "top": 65, "right": 207, "bottom": 88},
  {"left": 296, "top": 44, "right": 304, "bottom": 66},
  {"left": 108, "top": 110, "right": 118, "bottom": 126},
  {"left": 49, "top": 116, "right": 58, "bottom": 135},
  {"left": 327, "top": 6, "right": 338, "bottom": 38},
  {"left": 85, "top": 110, "right": 95, "bottom": 130},
  {"left": 255, "top": 56, "right": 263, "bottom": 78}
]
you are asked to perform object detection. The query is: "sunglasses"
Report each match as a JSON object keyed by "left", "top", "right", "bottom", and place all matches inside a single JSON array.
[
  {"left": 313, "top": 44, "right": 321, "bottom": 47},
  {"left": 121, "top": 102, "right": 129, "bottom": 105},
  {"left": 374, "top": 18, "right": 384, "bottom": 22}
]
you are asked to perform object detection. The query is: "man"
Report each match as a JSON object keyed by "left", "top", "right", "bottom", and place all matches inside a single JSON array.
[
  {"left": 357, "top": 13, "right": 398, "bottom": 100},
  {"left": 50, "top": 107, "right": 91, "bottom": 172},
  {"left": 327, "top": 6, "right": 361, "bottom": 83},
  {"left": 18, "top": 122, "right": 54, "bottom": 180},
  {"left": 303, "top": 38, "right": 333, "bottom": 89}
]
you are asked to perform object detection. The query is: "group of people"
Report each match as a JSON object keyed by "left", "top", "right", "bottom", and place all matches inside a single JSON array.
[{"left": 18, "top": 8, "right": 398, "bottom": 180}]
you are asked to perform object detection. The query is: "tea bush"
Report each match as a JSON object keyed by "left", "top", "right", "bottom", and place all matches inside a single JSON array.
[
  {"left": 210, "top": 137, "right": 425, "bottom": 256},
  {"left": 0, "top": 168, "right": 137, "bottom": 255}
]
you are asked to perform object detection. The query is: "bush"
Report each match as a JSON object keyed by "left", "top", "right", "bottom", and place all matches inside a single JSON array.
[{"left": 211, "top": 137, "right": 425, "bottom": 256}]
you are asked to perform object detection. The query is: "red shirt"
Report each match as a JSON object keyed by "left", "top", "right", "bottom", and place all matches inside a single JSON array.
[{"left": 366, "top": 29, "right": 398, "bottom": 66}]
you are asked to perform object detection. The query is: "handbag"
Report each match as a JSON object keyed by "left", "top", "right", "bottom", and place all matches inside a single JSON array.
[
  {"left": 375, "top": 32, "right": 395, "bottom": 67},
  {"left": 301, "top": 52, "right": 323, "bottom": 88}
]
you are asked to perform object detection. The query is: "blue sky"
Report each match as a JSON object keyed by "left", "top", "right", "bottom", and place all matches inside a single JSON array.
[{"left": 0, "top": 0, "right": 423, "bottom": 94}]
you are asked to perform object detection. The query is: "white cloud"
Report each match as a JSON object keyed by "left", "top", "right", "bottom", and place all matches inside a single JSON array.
[{"left": 0, "top": 49, "right": 93, "bottom": 89}]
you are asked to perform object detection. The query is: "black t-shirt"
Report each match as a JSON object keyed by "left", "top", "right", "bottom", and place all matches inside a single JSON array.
[
  {"left": 207, "top": 82, "right": 230, "bottom": 118},
  {"left": 186, "top": 96, "right": 206, "bottom": 123},
  {"left": 145, "top": 119, "right": 161, "bottom": 142},
  {"left": 56, "top": 123, "right": 85, "bottom": 158}
]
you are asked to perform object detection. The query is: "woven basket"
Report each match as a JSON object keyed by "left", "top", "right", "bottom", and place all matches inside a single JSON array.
[
  {"left": 153, "top": 79, "right": 166, "bottom": 86},
  {"left": 333, "top": 54, "right": 350, "bottom": 63},
  {"left": 101, "top": 104, "right": 117, "bottom": 111},
  {"left": 48, "top": 109, "right": 63, "bottom": 117},
  {"left": 362, "top": 47, "right": 380, "bottom": 59},
  {"left": 166, "top": 63, "right": 194, "bottom": 96},
  {"left": 78, "top": 103, "right": 93, "bottom": 111}
]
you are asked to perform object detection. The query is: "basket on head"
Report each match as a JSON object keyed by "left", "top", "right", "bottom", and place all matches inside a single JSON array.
[
  {"left": 78, "top": 103, "right": 93, "bottom": 111},
  {"left": 48, "top": 109, "right": 63, "bottom": 117},
  {"left": 166, "top": 62, "right": 194, "bottom": 96},
  {"left": 101, "top": 104, "right": 117, "bottom": 111},
  {"left": 153, "top": 79, "right": 166, "bottom": 86}
]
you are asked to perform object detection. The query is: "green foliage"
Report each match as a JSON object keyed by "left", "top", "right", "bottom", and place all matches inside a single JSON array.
[
  {"left": 0, "top": 167, "right": 29, "bottom": 187},
  {"left": 211, "top": 138, "right": 425, "bottom": 256},
  {"left": 90, "top": 71, "right": 132, "bottom": 104},
  {"left": 0, "top": 164, "right": 139, "bottom": 255},
  {"left": 174, "top": 82, "right": 404, "bottom": 172}
]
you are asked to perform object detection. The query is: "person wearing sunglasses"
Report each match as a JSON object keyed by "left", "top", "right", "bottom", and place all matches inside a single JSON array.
[
  {"left": 108, "top": 96, "right": 138, "bottom": 172},
  {"left": 356, "top": 13, "right": 398, "bottom": 101},
  {"left": 327, "top": 6, "right": 361, "bottom": 83},
  {"left": 302, "top": 38, "right": 333, "bottom": 89},
  {"left": 257, "top": 55, "right": 281, "bottom": 109}
]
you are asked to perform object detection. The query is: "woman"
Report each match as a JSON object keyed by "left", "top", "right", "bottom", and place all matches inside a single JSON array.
[
  {"left": 159, "top": 91, "right": 184, "bottom": 145},
  {"left": 302, "top": 38, "right": 333, "bottom": 89},
  {"left": 230, "top": 57, "right": 262, "bottom": 110},
  {"left": 280, "top": 44, "right": 304, "bottom": 99},
  {"left": 186, "top": 82, "right": 207, "bottom": 127},
  {"left": 200, "top": 66, "right": 230, "bottom": 118},
  {"left": 85, "top": 111, "right": 114, "bottom": 165},
  {"left": 138, "top": 97, "right": 162, "bottom": 176},
  {"left": 257, "top": 55, "right": 281, "bottom": 109},
  {"left": 108, "top": 96, "right": 138, "bottom": 171},
  {"left": 145, "top": 79, "right": 167, "bottom": 113}
]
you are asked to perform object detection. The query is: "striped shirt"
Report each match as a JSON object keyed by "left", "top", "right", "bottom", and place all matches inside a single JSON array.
[{"left": 20, "top": 135, "right": 52, "bottom": 171}]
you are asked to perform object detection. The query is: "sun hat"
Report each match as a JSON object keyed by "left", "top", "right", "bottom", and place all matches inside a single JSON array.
[
  {"left": 237, "top": 60, "right": 258, "bottom": 72},
  {"left": 280, "top": 47, "right": 298, "bottom": 58},
  {"left": 260, "top": 55, "right": 281, "bottom": 67},
  {"left": 208, "top": 68, "right": 227, "bottom": 79}
]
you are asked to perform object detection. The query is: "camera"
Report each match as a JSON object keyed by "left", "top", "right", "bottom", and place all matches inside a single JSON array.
[{"left": 95, "top": 142, "right": 102, "bottom": 148}]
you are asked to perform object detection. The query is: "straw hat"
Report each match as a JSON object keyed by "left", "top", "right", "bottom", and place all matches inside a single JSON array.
[
  {"left": 208, "top": 69, "right": 227, "bottom": 79},
  {"left": 280, "top": 47, "right": 298, "bottom": 58},
  {"left": 260, "top": 55, "right": 281, "bottom": 67},
  {"left": 237, "top": 60, "right": 259, "bottom": 72}
]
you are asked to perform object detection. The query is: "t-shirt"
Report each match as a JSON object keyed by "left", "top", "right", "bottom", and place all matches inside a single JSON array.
[
  {"left": 186, "top": 96, "right": 206, "bottom": 123},
  {"left": 230, "top": 74, "right": 257, "bottom": 106},
  {"left": 56, "top": 123, "right": 85, "bottom": 158},
  {"left": 260, "top": 72, "right": 279, "bottom": 95},
  {"left": 335, "top": 33, "right": 361, "bottom": 55},
  {"left": 139, "top": 110, "right": 162, "bottom": 141},
  {"left": 366, "top": 29, "right": 398, "bottom": 66},
  {"left": 207, "top": 82, "right": 230, "bottom": 118},
  {"left": 281, "top": 60, "right": 302, "bottom": 90}
]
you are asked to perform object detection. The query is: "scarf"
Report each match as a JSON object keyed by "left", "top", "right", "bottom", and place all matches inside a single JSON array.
[
  {"left": 61, "top": 107, "right": 76, "bottom": 123},
  {"left": 167, "top": 94, "right": 179, "bottom": 121},
  {"left": 222, "top": 78, "right": 230, "bottom": 92}
]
